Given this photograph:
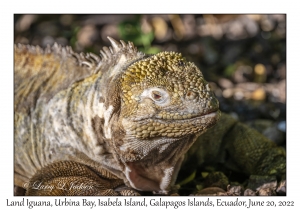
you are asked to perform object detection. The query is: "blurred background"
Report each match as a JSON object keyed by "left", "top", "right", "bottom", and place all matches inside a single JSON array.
[{"left": 14, "top": 13, "right": 286, "bottom": 153}]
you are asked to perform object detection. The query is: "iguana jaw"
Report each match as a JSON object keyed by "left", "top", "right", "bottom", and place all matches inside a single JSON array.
[
  {"left": 113, "top": 111, "right": 220, "bottom": 193},
  {"left": 122, "top": 109, "right": 220, "bottom": 140}
]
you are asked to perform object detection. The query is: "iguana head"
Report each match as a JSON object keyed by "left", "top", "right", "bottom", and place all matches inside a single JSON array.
[{"left": 99, "top": 37, "right": 220, "bottom": 194}]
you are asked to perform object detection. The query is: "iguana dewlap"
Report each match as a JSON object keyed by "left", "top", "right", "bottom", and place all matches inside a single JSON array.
[{"left": 14, "top": 37, "right": 285, "bottom": 196}]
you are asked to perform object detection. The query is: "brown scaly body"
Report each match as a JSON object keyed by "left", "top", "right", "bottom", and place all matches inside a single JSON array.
[{"left": 14, "top": 37, "right": 285, "bottom": 196}]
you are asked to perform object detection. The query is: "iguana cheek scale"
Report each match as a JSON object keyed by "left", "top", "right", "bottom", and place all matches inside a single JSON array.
[{"left": 14, "top": 37, "right": 285, "bottom": 196}]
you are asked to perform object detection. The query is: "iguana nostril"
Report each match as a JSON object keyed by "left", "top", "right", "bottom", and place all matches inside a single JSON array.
[{"left": 186, "top": 90, "right": 197, "bottom": 100}]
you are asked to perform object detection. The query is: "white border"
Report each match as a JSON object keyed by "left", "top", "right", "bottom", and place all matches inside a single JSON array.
[{"left": 1, "top": 0, "right": 299, "bottom": 209}]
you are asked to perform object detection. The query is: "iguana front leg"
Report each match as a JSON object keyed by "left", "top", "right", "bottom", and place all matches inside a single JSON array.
[
  {"left": 223, "top": 119, "right": 286, "bottom": 194},
  {"left": 25, "top": 161, "right": 140, "bottom": 196},
  {"left": 189, "top": 113, "right": 286, "bottom": 195},
  {"left": 223, "top": 120, "right": 286, "bottom": 178}
]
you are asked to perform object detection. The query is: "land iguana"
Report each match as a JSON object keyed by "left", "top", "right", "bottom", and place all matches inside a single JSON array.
[{"left": 14, "top": 37, "right": 286, "bottom": 196}]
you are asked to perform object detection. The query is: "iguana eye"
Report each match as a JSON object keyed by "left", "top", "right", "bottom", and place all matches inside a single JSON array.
[
  {"left": 151, "top": 91, "right": 162, "bottom": 101},
  {"left": 141, "top": 88, "right": 170, "bottom": 106}
]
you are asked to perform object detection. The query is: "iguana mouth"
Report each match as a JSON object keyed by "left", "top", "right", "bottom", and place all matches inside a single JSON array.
[
  {"left": 163, "top": 110, "right": 219, "bottom": 121},
  {"left": 154, "top": 109, "right": 219, "bottom": 121},
  {"left": 131, "top": 108, "right": 219, "bottom": 122},
  {"left": 122, "top": 110, "right": 221, "bottom": 140}
]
